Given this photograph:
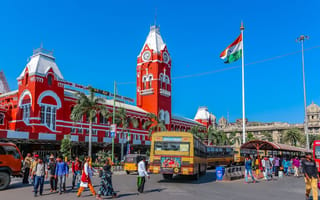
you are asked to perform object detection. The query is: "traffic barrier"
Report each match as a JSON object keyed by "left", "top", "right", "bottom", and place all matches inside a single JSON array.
[{"left": 222, "top": 166, "right": 244, "bottom": 181}]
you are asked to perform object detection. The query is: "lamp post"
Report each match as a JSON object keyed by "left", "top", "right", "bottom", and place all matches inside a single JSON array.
[{"left": 296, "top": 35, "right": 310, "bottom": 150}]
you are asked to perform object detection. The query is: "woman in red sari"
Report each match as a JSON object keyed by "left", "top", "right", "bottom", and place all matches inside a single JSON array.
[{"left": 77, "top": 156, "right": 97, "bottom": 198}]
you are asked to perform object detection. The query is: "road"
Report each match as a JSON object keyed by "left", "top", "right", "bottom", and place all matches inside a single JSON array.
[{"left": 1, "top": 170, "right": 311, "bottom": 200}]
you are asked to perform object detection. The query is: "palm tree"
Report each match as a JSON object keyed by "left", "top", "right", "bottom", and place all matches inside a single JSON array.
[
  {"left": 301, "top": 134, "right": 320, "bottom": 148},
  {"left": 142, "top": 113, "right": 166, "bottom": 137},
  {"left": 246, "top": 132, "right": 256, "bottom": 142},
  {"left": 114, "top": 107, "right": 139, "bottom": 160},
  {"left": 206, "top": 125, "right": 215, "bottom": 145},
  {"left": 227, "top": 131, "right": 241, "bottom": 146},
  {"left": 283, "top": 128, "right": 303, "bottom": 146},
  {"left": 70, "top": 87, "right": 108, "bottom": 157}
]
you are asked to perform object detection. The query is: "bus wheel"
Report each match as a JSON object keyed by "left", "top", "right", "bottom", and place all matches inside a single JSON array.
[
  {"left": 163, "top": 174, "right": 173, "bottom": 180},
  {"left": 126, "top": 171, "right": 130, "bottom": 175}
]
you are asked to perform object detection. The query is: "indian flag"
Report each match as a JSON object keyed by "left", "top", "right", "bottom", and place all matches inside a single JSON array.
[{"left": 220, "top": 33, "right": 243, "bottom": 63}]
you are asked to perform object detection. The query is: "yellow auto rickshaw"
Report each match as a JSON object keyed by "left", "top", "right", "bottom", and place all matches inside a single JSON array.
[{"left": 124, "top": 154, "right": 147, "bottom": 174}]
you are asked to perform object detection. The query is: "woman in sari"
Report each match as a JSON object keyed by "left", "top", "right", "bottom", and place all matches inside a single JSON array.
[
  {"left": 77, "top": 156, "right": 97, "bottom": 198},
  {"left": 96, "top": 159, "right": 117, "bottom": 199}
]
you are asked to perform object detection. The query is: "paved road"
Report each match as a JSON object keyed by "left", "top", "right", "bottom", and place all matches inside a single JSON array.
[{"left": 1, "top": 170, "right": 311, "bottom": 200}]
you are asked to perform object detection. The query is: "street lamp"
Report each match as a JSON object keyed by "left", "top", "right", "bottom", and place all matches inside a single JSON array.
[{"left": 296, "top": 35, "right": 310, "bottom": 150}]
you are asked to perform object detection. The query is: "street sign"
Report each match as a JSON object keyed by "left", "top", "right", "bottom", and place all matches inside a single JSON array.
[{"left": 110, "top": 124, "right": 117, "bottom": 138}]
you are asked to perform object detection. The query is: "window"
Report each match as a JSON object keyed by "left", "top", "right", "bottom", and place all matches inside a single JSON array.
[
  {"left": 99, "top": 113, "right": 107, "bottom": 124},
  {"left": 0, "top": 113, "right": 4, "bottom": 125},
  {"left": 142, "top": 76, "right": 147, "bottom": 89},
  {"left": 148, "top": 75, "right": 153, "bottom": 88},
  {"left": 22, "top": 104, "right": 31, "bottom": 123},
  {"left": 154, "top": 142, "right": 189, "bottom": 152},
  {"left": 40, "top": 105, "right": 57, "bottom": 130},
  {"left": 48, "top": 75, "right": 53, "bottom": 85},
  {"left": 0, "top": 146, "right": 5, "bottom": 155},
  {"left": 92, "top": 129, "right": 97, "bottom": 135},
  {"left": 105, "top": 130, "right": 110, "bottom": 137},
  {"left": 71, "top": 127, "right": 76, "bottom": 133},
  {"left": 3, "top": 146, "right": 21, "bottom": 159},
  {"left": 78, "top": 128, "right": 83, "bottom": 134}
]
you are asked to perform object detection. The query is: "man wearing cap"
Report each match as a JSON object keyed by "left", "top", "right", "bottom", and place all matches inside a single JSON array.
[
  {"left": 48, "top": 154, "right": 57, "bottom": 192},
  {"left": 30, "top": 154, "right": 39, "bottom": 186}
]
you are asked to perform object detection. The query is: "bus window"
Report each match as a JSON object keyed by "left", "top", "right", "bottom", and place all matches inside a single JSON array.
[
  {"left": 155, "top": 142, "right": 189, "bottom": 152},
  {"left": 315, "top": 146, "right": 320, "bottom": 159}
]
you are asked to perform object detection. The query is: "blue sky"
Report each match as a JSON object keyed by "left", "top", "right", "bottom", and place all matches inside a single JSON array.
[{"left": 0, "top": 0, "right": 319, "bottom": 123}]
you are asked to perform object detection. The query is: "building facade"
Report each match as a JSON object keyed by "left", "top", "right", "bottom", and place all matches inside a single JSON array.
[{"left": 0, "top": 25, "right": 204, "bottom": 156}]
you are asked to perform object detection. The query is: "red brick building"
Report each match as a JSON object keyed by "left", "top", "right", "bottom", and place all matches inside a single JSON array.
[{"left": 0, "top": 25, "right": 206, "bottom": 156}]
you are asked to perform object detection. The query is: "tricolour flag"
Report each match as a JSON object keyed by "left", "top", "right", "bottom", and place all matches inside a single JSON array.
[{"left": 220, "top": 33, "right": 243, "bottom": 63}]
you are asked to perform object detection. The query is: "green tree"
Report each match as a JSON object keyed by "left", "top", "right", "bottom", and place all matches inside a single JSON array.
[
  {"left": 301, "top": 134, "right": 320, "bottom": 148},
  {"left": 60, "top": 135, "right": 72, "bottom": 160},
  {"left": 206, "top": 125, "right": 215, "bottom": 145},
  {"left": 70, "top": 87, "right": 109, "bottom": 157},
  {"left": 283, "top": 128, "right": 303, "bottom": 146},
  {"left": 142, "top": 113, "right": 167, "bottom": 137},
  {"left": 246, "top": 132, "right": 256, "bottom": 142},
  {"left": 227, "top": 132, "right": 241, "bottom": 146}
]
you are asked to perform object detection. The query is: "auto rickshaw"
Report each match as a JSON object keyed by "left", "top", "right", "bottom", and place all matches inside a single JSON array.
[{"left": 124, "top": 154, "right": 147, "bottom": 174}]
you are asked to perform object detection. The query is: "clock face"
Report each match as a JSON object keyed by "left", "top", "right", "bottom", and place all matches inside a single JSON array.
[
  {"left": 142, "top": 51, "right": 151, "bottom": 62},
  {"left": 163, "top": 52, "right": 169, "bottom": 63}
]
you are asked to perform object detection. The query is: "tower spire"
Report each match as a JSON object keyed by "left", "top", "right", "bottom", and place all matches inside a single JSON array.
[{"left": 154, "top": 8, "right": 157, "bottom": 27}]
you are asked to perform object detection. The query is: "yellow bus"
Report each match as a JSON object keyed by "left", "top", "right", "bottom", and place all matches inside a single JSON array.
[
  {"left": 206, "top": 146, "right": 254, "bottom": 168},
  {"left": 149, "top": 131, "right": 207, "bottom": 180}
]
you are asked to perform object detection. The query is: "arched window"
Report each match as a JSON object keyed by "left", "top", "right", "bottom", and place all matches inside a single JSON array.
[
  {"left": 148, "top": 75, "right": 153, "bottom": 88},
  {"left": 159, "top": 110, "right": 165, "bottom": 122},
  {"left": 0, "top": 113, "right": 4, "bottom": 125},
  {"left": 159, "top": 73, "right": 164, "bottom": 89},
  {"left": 142, "top": 76, "right": 147, "bottom": 89},
  {"left": 48, "top": 75, "right": 53, "bottom": 85},
  {"left": 164, "top": 111, "right": 170, "bottom": 124}
]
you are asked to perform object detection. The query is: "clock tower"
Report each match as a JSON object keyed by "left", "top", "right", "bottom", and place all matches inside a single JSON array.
[{"left": 137, "top": 25, "right": 172, "bottom": 128}]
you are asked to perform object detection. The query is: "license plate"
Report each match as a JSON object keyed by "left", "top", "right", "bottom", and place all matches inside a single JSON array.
[{"left": 161, "top": 168, "right": 173, "bottom": 173}]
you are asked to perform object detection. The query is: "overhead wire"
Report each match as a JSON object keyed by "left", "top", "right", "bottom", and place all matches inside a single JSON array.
[{"left": 116, "top": 45, "right": 320, "bottom": 85}]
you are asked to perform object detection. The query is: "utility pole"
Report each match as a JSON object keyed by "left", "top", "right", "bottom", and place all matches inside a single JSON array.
[
  {"left": 296, "top": 35, "right": 310, "bottom": 150},
  {"left": 112, "top": 81, "right": 116, "bottom": 162}
]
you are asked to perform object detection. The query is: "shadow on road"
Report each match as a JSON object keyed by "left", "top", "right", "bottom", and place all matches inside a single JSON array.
[{"left": 158, "top": 171, "right": 216, "bottom": 184}]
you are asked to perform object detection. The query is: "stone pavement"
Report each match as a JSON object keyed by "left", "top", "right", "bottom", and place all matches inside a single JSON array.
[{"left": 1, "top": 170, "right": 313, "bottom": 200}]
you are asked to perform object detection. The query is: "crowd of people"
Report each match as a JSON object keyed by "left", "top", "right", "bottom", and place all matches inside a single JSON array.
[
  {"left": 22, "top": 153, "right": 149, "bottom": 199},
  {"left": 244, "top": 153, "right": 319, "bottom": 200}
]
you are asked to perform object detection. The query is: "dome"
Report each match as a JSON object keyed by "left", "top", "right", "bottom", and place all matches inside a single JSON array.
[
  {"left": 307, "top": 102, "right": 320, "bottom": 113},
  {"left": 194, "top": 106, "right": 210, "bottom": 120}
]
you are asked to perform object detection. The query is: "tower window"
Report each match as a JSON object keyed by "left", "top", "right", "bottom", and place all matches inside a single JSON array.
[
  {"left": 142, "top": 76, "right": 147, "bottom": 89},
  {"left": 22, "top": 104, "right": 31, "bottom": 123},
  {"left": 48, "top": 75, "right": 53, "bottom": 85},
  {"left": 25, "top": 73, "right": 29, "bottom": 85},
  {"left": 0, "top": 113, "right": 4, "bottom": 125}
]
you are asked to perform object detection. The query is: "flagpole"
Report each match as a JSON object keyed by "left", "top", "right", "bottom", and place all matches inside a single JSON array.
[{"left": 240, "top": 22, "right": 246, "bottom": 145}]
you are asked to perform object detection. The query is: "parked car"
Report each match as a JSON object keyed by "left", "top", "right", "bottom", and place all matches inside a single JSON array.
[{"left": 0, "top": 142, "right": 23, "bottom": 190}]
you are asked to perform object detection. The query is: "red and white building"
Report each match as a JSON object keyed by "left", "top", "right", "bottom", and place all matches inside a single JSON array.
[{"left": 0, "top": 25, "right": 207, "bottom": 156}]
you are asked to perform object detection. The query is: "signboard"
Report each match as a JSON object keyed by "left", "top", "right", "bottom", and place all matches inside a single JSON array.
[
  {"left": 110, "top": 124, "right": 117, "bottom": 138},
  {"left": 162, "top": 137, "right": 182, "bottom": 142}
]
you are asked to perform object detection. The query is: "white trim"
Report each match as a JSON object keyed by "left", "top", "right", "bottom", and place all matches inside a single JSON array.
[
  {"left": 18, "top": 89, "right": 32, "bottom": 107},
  {"left": 37, "top": 90, "right": 62, "bottom": 108}
]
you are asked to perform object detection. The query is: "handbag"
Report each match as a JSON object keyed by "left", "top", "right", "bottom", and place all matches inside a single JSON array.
[{"left": 318, "top": 182, "right": 320, "bottom": 190}]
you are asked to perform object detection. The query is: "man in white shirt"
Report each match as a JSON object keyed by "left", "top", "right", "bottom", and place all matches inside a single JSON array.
[{"left": 137, "top": 156, "right": 150, "bottom": 193}]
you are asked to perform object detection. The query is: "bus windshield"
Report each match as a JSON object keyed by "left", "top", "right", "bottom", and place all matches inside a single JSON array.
[
  {"left": 315, "top": 146, "right": 320, "bottom": 159},
  {"left": 154, "top": 142, "right": 189, "bottom": 152}
]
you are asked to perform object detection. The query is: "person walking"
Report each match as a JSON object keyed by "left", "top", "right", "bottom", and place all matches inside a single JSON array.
[
  {"left": 30, "top": 154, "right": 39, "bottom": 186},
  {"left": 77, "top": 156, "right": 97, "bottom": 198},
  {"left": 282, "top": 158, "right": 290, "bottom": 176},
  {"left": 293, "top": 157, "right": 300, "bottom": 177},
  {"left": 55, "top": 156, "right": 69, "bottom": 195},
  {"left": 96, "top": 159, "right": 117, "bottom": 199},
  {"left": 47, "top": 154, "right": 57, "bottom": 192},
  {"left": 23, "top": 153, "right": 32, "bottom": 184},
  {"left": 72, "top": 157, "right": 82, "bottom": 190},
  {"left": 262, "top": 156, "right": 271, "bottom": 181},
  {"left": 137, "top": 156, "right": 150, "bottom": 193},
  {"left": 244, "top": 156, "right": 256, "bottom": 183},
  {"left": 302, "top": 153, "right": 319, "bottom": 200},
  {"left": 269, "top": 155, "right": 274, "bottom": 174},
  {"left": 33, "top": 157, "right": 48, "bottom": 197},
  {"left": 273, "top": 156, "right": 280, "bottom": 177}
]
